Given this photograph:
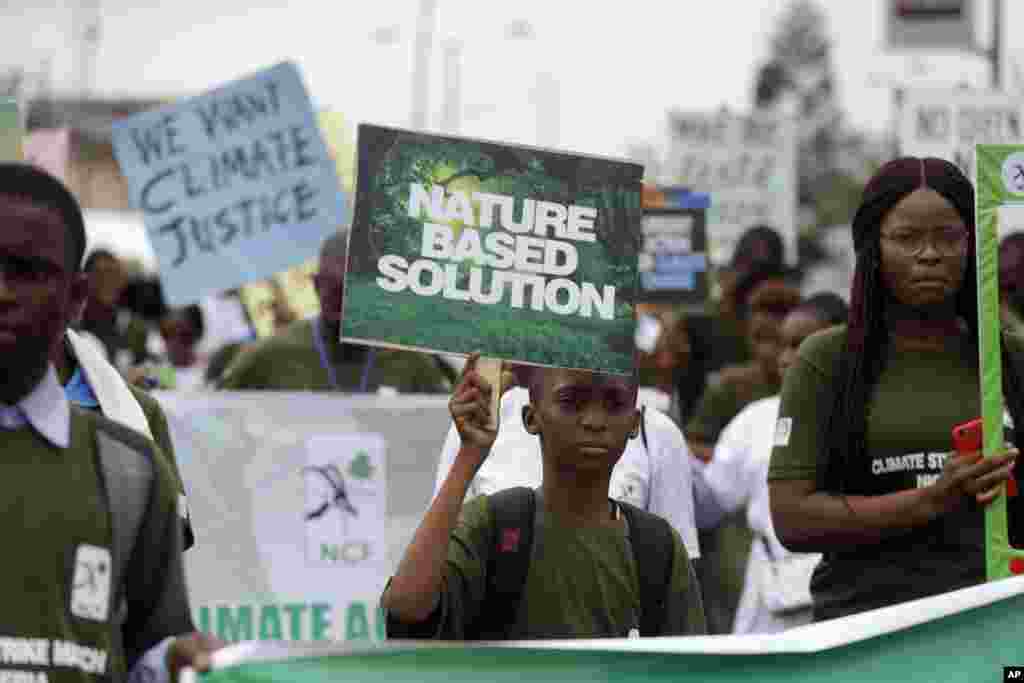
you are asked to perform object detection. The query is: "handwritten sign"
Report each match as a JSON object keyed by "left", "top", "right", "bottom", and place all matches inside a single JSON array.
[
  {"left": 901, "top": 89, "right": 1024, "bottom": 200},
  {"left": 342, "top": 124, "right": 642, "bottom": 375},
  {"left": 112, "top": 62, "right": 347, "bottom": 306},
  {"left": 661, "top": 111, "right": 796, "bottom": 266}
]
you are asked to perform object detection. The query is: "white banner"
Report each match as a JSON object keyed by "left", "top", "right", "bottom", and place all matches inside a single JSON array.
[
  {"left": 155, "top": 392, "right": 451, "bottom": 643},
  {"left": 900, "top": 90, "right": 1024, "bottom": 183},
  {"left": 662, "top": 111, "right": 797, "bottom": 267}
]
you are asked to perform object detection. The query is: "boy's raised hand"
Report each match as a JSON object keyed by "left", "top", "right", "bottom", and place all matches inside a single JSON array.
[{"left": 450, "top": 352, "right": 499, "bottom": 456}]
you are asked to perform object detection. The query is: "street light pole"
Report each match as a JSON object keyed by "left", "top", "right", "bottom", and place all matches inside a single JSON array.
[
  {"left": 410, "top": 0, "right": 437, "bottom": 130},
  {"left": 990, "top": 0, "right": 1003, "bottom": 90},
  {"left": 441, "top": 39, "right": 462, "bottom": 134}
]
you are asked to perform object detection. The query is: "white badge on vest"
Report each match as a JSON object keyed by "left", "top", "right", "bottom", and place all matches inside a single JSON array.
[{"left": 71, "top": 544, "right": 112, "bottom": 621}]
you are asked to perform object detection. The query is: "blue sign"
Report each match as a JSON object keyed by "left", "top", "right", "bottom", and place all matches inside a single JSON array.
[
  {"left": 638, "top": 202, "right": 709, "bottom": 305},
  {"left": 112, "top": 62, "right": 347, "bottom": 306}
]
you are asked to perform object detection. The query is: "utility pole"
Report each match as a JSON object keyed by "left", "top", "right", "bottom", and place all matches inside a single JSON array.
[
  {"left": 990, "top": 0, "right": 1003, "bottom": 90},
  {"left": 409, "top": 0, "right": 437, "bottom": 130},
  {"left": 440, "top": 39, "right": 462, "bottom": 134},
  {"left": 74, "top": 0, "right": 102, "bottom": 97}
]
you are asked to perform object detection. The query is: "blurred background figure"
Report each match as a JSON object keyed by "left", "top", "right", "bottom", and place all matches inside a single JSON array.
[
  {"left": 636, "top": 304, "right": 692, "bottom": 422},
  {"left": 687, "top": 264, "right": 802, "bottom": 463},
  {"left": 158, "top": 304, "right": 208, "bottom": 391},
  {"left": 697, "top": 292, "right": 848, "bottom": 634},
  {"left": 76, "top": 248, "right": 150, "bottom": 371},
  {"left": 687, "top": 264, "right": 801, "bottom": 635},
  {"left": 678, "top": 225, "right": 789, "bottom": 428}
]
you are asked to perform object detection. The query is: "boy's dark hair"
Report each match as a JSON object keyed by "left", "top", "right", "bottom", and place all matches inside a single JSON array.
[
  {"left": 0, "top": 162, "right": 87, "bottom": 272},
  {"left": 525, "top": 365, "right": 640, "bottom": 405},
  {"left": 825, "top": 157, "right": 1024, "bottom": 493}
]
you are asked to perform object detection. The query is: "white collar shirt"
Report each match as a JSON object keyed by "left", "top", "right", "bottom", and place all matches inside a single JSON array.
[{"left": 0, "top": 365, "right": 71, "bottom": 449}]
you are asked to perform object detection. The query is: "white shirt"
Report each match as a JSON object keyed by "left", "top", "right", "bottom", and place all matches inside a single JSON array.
[
  {"left": 434, "top": 386, "right": 701, "bottom": 558},
  {"left": 699, "top": 395, "right": 820, "bottom": 633},
  {"left": 0, "top": 365, "right": 70, "bottom": 448}
]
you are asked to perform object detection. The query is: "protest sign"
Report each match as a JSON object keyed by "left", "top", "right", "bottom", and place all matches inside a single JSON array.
[
  {"left": 239, "top": 258, "right": 319, "bottom": 338},
  {"left": 342, "top": 124, "right": 643, "bottom": 375},
  {"left": 662, "top": 111, "right": 797, "bottom": 267},
  {"left": 238, "top": 110, "right": 353, "bottom": 337},
  {"left": 23, "top": 127, "right": 70, "bottom": 182},
  {"left": 111, "top": 62, "right": 347, "bottom": 306},
  {"left": 156, "top": 392, "right": 450, "bottom": 643},
  {"left": 0, "top": 97, "right": 21, "bottom": 161},
  {"left": 974, "top": 145, "right": 1024, "bottom": 580},
  {"left": 638, "top": 188, "right": 709, "bottom": 308},
  {"left": 900, "top": 90, "right": 1024, "bottom": 204}
]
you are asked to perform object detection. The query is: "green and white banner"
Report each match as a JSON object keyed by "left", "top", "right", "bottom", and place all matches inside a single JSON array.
[
  {"left": 186, "top": 576, "right": 1024, "bottom": 682},
  {"left": 975, "top": 145, "right": 1024, "bottom": 580}
]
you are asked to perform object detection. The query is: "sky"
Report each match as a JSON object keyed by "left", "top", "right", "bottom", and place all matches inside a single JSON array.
[{"left": 6, "top": 0, "right": 1021, "bottom": 160}]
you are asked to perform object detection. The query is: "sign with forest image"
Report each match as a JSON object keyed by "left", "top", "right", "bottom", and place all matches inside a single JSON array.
[{"left": 342, "top": 125, "right": 643, "bottom": 375}]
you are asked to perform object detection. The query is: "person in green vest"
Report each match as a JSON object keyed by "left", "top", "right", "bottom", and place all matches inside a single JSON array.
[
  {"left": 55, "top": 327, "right": 195, "bottom": 550},
  {"left": 217, "top": 231, "right": 450, "bottom": 393},
  {"left": 0, "top": 162, "right": 219, "bottom": 682},
  {"left": 769, "top": 157, "right": 1023, "bottom": 621}
]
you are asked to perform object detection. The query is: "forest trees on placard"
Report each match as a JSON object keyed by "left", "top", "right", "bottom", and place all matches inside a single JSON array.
[{"left": 351, "top": 129, "right": 639, "bottom": 297}]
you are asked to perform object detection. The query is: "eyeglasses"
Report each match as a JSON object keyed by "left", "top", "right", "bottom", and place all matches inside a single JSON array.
[{"left": 881, "top": 226, "right": 969, "bottom": 256}]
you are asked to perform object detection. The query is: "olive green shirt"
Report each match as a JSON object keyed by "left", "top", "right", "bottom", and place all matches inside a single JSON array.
[
  {"left": 768, "top": 325, "right": 1024, "bottom": 621},
  {"left": 686, "top": 363, "right": 780, "bottom": 445},
  {"left": 217, "top": 318, "right": 449, "bottom": 393},
  {"left": 387, "top": 495, "right": 706, "bottom": 640}
]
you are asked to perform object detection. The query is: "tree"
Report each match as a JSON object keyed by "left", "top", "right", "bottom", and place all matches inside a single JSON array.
[
  {"left": 753, "top": 0, "right": 886, "bottom": 275},
  {"left": 753, "top": 0, "right": 839, "bottom": 207}
]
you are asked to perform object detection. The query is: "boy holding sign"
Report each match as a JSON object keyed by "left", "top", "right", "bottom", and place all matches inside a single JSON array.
[{"left": 382, "top": 354, "right": 706, "bottom": 639}]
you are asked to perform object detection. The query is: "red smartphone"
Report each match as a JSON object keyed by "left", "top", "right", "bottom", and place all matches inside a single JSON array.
[{"left": 952, "top": 418, "right": 984, "bottom": 455}]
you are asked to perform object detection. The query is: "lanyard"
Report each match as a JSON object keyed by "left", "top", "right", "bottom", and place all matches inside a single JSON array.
[{"left": 313, "top": 317, "right": 376, "bottom": 392}]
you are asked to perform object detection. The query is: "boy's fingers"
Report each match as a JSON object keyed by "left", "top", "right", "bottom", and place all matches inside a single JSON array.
[{"left": 462, "top": 352, "right": 481, "bottom": 378}]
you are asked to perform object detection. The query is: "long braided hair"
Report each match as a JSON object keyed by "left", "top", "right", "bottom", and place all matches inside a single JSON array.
[{"left": 822, "top": 157, "right": 1024, "bottom": 493}]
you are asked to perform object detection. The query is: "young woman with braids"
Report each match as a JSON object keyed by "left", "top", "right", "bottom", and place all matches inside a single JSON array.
[{"left": 768, "top": 157, "right": 1022, "bottom": 621}]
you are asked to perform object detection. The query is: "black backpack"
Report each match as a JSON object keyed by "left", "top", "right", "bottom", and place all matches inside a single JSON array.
[{"left": 469, "top": 486, "right": 675, "bottom": 639}]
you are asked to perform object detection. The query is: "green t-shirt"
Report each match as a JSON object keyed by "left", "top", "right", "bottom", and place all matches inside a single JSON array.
[
  {"left": 217, "top": 318, "right": 449, "bottom": 393},
  {"left": 768, "top": 325, "right": 1023, "bottom": 621},
  {"left": 686, "top": 363, "right": 780, "bottom": 444},
  {"left": 386, "top": 495, "right": 706, "bottom": 640},
  {"left": 0, "top": 408, "right": 191, "bottom": 682}
]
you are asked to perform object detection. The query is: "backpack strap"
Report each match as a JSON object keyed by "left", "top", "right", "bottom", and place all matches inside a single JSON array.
[
  {"left": 474, "top": 486, "right": 536, "bottom": 639},
  {"left": 619, "top": 501, "right": 675, "bottom": 636}
]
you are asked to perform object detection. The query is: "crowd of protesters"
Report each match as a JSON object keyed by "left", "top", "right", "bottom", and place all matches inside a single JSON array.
[{"left": 1, "top": 149, "right": 1023, "bottom": 683}]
